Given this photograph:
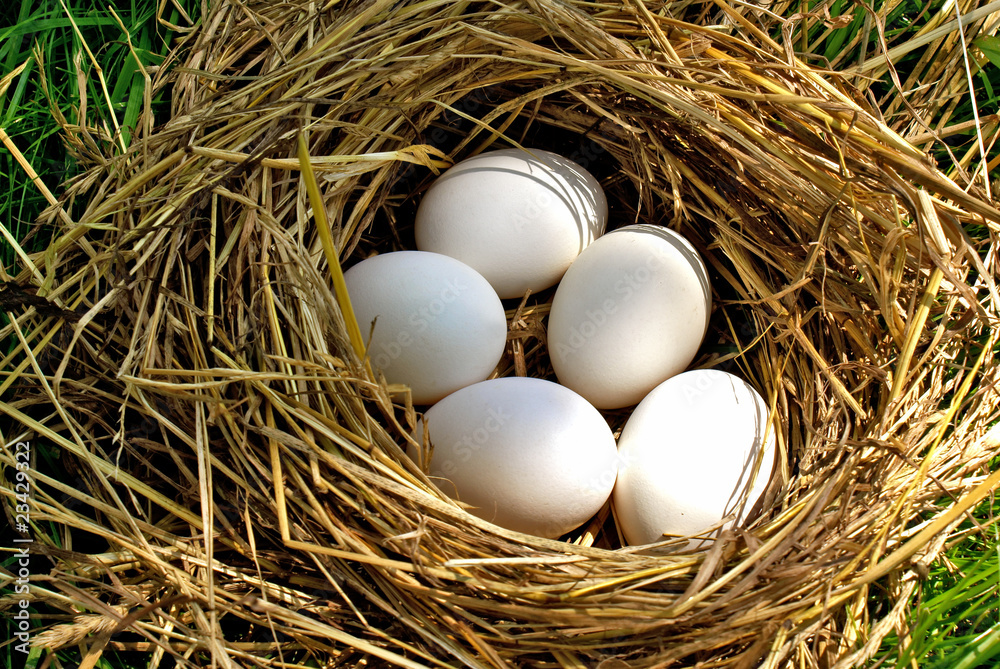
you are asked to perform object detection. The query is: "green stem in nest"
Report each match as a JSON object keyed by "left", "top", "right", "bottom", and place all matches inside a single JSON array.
[{"left": 296, "top": 133, "right": 370, "bottom": 374}]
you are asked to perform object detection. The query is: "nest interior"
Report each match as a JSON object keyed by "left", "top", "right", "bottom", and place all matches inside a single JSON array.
[{"left": 5, "top": 0, "right": 1000, "bottom": 667}]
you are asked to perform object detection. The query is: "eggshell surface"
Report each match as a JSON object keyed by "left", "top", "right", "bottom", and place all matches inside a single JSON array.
[
  {"left": 415, "top": 148, "right": 607, "bottom": 299},
  {"left": 613, "top": 369, "right": 776, "bottom": 549},
  {"left": 344, "top": 251, "right": 507, "bottom": 405},
  {"left": 412, "top": 377, "right": 618, "bottom": 539},
  {"left": 547, "top": 224, "right": 712, "bottom": 409}
]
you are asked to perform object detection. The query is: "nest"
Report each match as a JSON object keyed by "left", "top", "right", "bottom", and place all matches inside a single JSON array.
[{"left": 6, "top": 0, "right": 1000, "bottom": 666}]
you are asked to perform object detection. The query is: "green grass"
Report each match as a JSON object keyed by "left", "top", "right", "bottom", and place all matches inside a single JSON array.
[
  {"left": 795, "top": 2, "right": 1000, "bottom": 664},
  {"left": 796, "top": 1, "right": 1000, "bottom": 664},
  {"left": 1, "top": 1, "right": 999, "bottom": 668},
  {"left": 874, "top": 496, "right": 1000, "bottom": 669},
  {"left": 0, "top": 0, "right": 197, "bottom": 269},
  {"left": 788, "top": 0, "right": 933, "bottom": 69},
  {"left": 0, "top": 4, "right": 200, "bottom": 668}
]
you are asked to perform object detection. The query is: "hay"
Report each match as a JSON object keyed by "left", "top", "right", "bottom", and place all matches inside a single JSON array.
[{"left": 4, "top": 0, "right": 1000, "bottom": 666}]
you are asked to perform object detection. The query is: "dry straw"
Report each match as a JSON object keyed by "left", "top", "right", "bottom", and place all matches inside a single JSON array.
[{"left": 3, "top": 0, "right": 1000, "bottom": 666}]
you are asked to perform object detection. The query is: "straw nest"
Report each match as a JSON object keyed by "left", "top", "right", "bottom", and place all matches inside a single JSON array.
[{"left": 6, "top": 0, "right": 1000, "bottom": 666}]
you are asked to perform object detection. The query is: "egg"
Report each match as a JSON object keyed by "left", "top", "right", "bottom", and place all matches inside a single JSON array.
[
  {"left": 344, "top": 251, "right": 507, "bottom": 405},
  {"left": 546, "top": 224, "right": 711, "bottom": 409},
  {"left": 411, "top": 377, "right": 618, "bottom": 539},
  {"left": 612, "top": 369, "right": 776, "bottom": 549},
  {"left": 415, "top": 148, "right": 607, "bottom": 299}
]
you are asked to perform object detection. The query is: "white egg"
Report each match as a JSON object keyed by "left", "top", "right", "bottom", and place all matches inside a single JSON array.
[
  {"left": 411, "top": 377, "right": 618, "bottom": 539},
  {"left": 344, "top": 251, "right": 507, "bottom": 405},
  {"left": 415, "top": 148, "right": 607, "bottom": 299},
  {"left": 612, "top": 369, "right": 776, "bottom": 549},
  {"left": 547, "top": 224, "right": 711, "bottom": 409}
]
